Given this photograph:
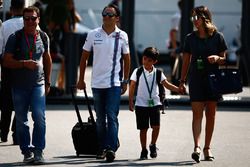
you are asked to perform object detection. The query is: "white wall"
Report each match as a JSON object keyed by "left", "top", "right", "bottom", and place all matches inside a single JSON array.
[{"left": 74, "top": 0, "right": 241, "bottom": 53}]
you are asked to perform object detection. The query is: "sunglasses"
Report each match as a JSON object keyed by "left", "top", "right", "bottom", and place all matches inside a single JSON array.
[
  {"left": 191, "top": 15, "right": 199, "bottom": 22},
  {"left": 102, "top": 12, "right": 117, "bottom": 18},
  {"left": 23, "top": 16, "right": 38, "bottom": 21}
]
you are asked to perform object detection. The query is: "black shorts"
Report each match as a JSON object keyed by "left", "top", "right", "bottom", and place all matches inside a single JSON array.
[{"left": 135, "top": 106, "right": 160, "bottom": 130}]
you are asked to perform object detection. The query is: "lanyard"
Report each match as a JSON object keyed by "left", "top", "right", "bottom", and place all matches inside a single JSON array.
[
  {"left": 142, "top": 69, "right": 155, "bottom": 99},
  {"left": 24, "top": 32, "right": 37, "bottom": 59}
]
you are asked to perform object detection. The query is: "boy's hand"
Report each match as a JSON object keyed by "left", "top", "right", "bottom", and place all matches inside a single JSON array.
[{"left": 76, "top": 80, "right": 86, "bottom": 90}]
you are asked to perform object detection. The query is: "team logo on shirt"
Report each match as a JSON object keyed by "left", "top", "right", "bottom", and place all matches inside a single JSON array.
[
  {"left": 95, "top": 33, "right": 101, "bottom": 38},
  {"left": 94, "top": 32, "right": 103, "bottom": 45}
]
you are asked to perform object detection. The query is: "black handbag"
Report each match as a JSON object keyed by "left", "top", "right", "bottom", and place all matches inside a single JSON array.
[{"left": 208, "top": 67, "right": 243, "bottom": 95}]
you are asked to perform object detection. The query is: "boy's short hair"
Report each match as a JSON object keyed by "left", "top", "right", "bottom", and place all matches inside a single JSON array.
[{"left": 143, "top": 47, "right": 159, "bottom": 61}]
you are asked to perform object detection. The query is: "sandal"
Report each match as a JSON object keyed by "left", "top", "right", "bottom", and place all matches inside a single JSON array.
[
  {"left": 203, "top": 147, "right": 215, "bottom": 161},
  {"left": 191, "top": 146, "right": 201, "bottom": 163}
]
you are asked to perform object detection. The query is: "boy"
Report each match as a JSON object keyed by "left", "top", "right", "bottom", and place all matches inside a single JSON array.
[{"left": 129, "top": 47, "right": 180, "bottom": 159}]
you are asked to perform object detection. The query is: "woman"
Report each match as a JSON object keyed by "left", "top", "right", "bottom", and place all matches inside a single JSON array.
[{"left": 179, "top": 6, "right": 227, "bottom": 163}]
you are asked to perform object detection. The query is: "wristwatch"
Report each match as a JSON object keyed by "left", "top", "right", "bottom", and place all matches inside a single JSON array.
[{"left": 122, "top": 79, "right": 129, "bottom": 84}]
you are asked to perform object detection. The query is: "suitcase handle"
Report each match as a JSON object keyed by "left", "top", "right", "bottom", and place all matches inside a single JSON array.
[
  {"left": 71, "top": 86, "right": 84, "bottom": 126},
  {"left": 83, "top": 89, "right": 96, "bottom": 126},
  {"left": 70, "top": 86, "right": 96, "bottom": 126}
]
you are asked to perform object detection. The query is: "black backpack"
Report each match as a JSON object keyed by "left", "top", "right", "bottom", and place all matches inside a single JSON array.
[{"left": 135, "top": 66, "right": 166, "bottom": 105}]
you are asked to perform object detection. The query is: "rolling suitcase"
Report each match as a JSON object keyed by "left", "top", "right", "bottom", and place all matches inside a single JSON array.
[{"left": 71, "top": 87, "right": 98, "bottom": 156}]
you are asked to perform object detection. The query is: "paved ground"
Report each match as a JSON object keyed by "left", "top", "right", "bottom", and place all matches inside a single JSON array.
[{"left": 0, "top": 105, "right": 250, "bottom": 167}]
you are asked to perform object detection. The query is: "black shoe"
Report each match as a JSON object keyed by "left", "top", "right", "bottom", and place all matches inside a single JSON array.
[
  {"left": 191, "top": 146, "right": 201, "bottom": 163},
  {"left": 33, "top": 149, "right": 45, "bottom": 164},
  {"left": 140, "top": 148, "right": 148, "bottom": 160},
  {"left": 96, "top": 149, "right": 106, "bottom": 159},
  {"left": 23, "top": 151, "right": 34, "bottom": 163},
  {"left": 149, "top": 144, "right": 158, "bottom": 158},
  {"left": 0, "top": 130, "right": 7, "bottom": 142},
  {"left": 106, "top": 149, "right": 115, "bottom": 162}
]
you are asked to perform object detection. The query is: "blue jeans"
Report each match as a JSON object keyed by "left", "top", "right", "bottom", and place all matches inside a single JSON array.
[
  {"left": 12, "top": 85, "right": 46, "bottom": 155},
  {"left": 92, "top": 86, "right": 121, "bottom": 152}
]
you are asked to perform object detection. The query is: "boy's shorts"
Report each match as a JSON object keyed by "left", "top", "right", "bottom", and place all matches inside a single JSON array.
[{"left": 135, "top": 106, "right": 160, "bottom": 130}]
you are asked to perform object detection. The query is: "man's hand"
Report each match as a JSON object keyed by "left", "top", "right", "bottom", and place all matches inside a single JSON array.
[
  {"left": 121, "top": 83, "right": 127, "bottom": 95},
  {"left": 24, "top": 60, "right": 39, "bottom": 70},
  {"left": 76, "top": 80, "right": 86, "bottom": 90}
]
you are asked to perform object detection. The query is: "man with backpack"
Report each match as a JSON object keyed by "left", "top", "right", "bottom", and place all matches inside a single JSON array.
[
  {"left": 129, "top": 47, "right": 180, "bottom": 159},
  {"left": 2, "top": 6, "right": 52, "bottom": 164}
]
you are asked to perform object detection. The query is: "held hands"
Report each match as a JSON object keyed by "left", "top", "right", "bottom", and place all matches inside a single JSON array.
[{"left": 178, "top": 83, "right": 187, "bottom": 95}]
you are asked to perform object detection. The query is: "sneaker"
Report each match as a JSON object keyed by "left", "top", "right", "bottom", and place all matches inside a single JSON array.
[
  {"left": 106, "top": 149, "right": 115, "bottom": 162},
  {"left": 96, "top": 149, "right": 106, "bottom": 159},
  {"left": 140, "top": 148, "right": 148, "bottom": 160},
  {"left": 149, "top": 144, "right": 158, "bottom": 158},
  {"left": 23, "top": 152, "right": 34, "bottom": 163},
  {"left": 33, "top": 150, "right": 45, "bottom": 164}
]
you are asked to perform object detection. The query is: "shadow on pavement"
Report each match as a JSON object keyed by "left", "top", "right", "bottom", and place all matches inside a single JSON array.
[{"left": 0, "top": 158, "right": 195, "bottom": 166}]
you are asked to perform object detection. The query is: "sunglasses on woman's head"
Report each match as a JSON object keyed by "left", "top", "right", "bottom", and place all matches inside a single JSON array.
[
  {"left": 102, "top": 12, "right": 116, "bottom": 18},
  {"left": 191, "top": 15, "right": 199, "bottom": 22}
]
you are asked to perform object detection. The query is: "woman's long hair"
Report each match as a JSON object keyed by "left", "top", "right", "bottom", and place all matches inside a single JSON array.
[{"left": 192, "top": 6, "right": 217, "bottom": 36}]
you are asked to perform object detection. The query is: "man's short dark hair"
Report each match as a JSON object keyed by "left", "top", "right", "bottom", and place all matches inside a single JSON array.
[
  {"left": 143, "top": 47, "right": 159, "bottom": 61},
  {"left": 102, "top": 4, "right": 120, "bottom": 17},
  {"left": 23, "top": 6, "right": 40, "bottom": 17}
]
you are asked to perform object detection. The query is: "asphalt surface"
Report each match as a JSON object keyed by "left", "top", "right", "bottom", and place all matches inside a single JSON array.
[{"left": 0, "top": 105, "right": 250, "bottom": 167}]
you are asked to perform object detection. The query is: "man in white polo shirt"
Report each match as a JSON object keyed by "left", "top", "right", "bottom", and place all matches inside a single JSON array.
[{"left": 77, "top": 4, "right": 130, "bottom": 163}]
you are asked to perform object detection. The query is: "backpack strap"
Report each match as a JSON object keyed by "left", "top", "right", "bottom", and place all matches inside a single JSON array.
[
  {"left": 136, "top": 66, "right": 143, "bottom": 85},
  {"left": 156, "top": 69, "right": 166, "bottom": 102},
  {"left": 14, "top": 29, "right": 24, "bottom": 57},
  {"left": 156, "top": 69, "right": 162, "bottom": 85},
  {"left": 38, "top": 30, "right": 48, "bottom": 47}
]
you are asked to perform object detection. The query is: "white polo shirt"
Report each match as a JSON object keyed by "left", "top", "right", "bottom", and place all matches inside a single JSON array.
[
  {"left": 0, "top": 17, "right": 23, "bottom": 56},
  {"left": 130, "top": 66, "right": 167, "bottom": 107},
  {"left": 83, "top": 26, "right": 130, "bottom": 88}
]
